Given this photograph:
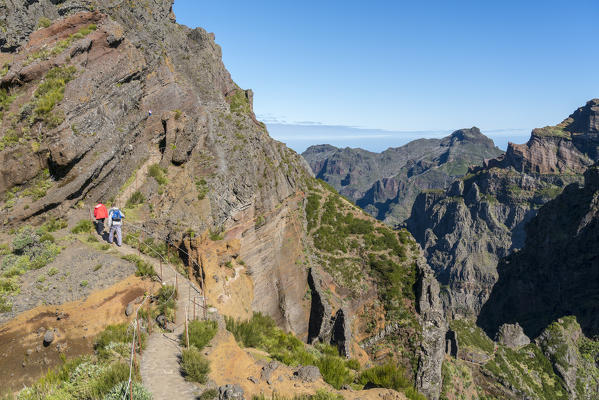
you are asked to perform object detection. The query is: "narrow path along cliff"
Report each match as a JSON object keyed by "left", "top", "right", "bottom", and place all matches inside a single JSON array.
[{"left": 110, "top": 241, "right": 207, "bottom": 399}]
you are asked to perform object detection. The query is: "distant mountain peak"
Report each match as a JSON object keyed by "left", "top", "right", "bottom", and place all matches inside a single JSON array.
[{"left": 442, "top": 127, "right": 495, "bottom": 147}]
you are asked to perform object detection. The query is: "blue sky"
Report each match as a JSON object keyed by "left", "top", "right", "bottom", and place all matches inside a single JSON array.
[{"left": 173, "top": 1, "right": 599, "bottom": 152}]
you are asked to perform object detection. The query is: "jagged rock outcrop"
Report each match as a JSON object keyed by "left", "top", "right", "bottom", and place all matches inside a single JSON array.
[
  {"left": 415, "top": 261, "right": 446, "bottom": 400},
  {"left": 478, "top": 162, "right": 599, "bottom": 339},
  {"left": 302, "top": 128, "right": 503, "bottom": 225},
  {"left": 535, "top": 317, "right": 599, "bottom": 399},
  {"left": 495, "top": 323, "right": 530, "bottom": 349},
  {"left": 407, "top": 100, "right": 599, "bottom": 319}
]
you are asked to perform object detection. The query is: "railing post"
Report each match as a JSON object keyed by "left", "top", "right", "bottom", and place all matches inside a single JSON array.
[
  {"left": 136, "top": 318, "right": 142, "bottom": 350},
  {"left": 185, "top": 306, "right": 189, "bottom": 348},
  {"left": 147, "top": 296, "right": 151, "bottom": 335}
]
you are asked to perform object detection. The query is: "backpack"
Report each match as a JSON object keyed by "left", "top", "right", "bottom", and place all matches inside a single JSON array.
[{"left": 111, "top": 209, "right": 123, "bottom": 221}]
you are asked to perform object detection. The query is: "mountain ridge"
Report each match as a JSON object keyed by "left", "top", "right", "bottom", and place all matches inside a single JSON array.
[{"left": 302, "top": 127, "right": 503, "bottom": 224}]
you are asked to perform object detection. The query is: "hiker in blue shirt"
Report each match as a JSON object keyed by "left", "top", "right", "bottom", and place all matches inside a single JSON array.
[{"left": 107, "top": 206, "right": 125, "bottom": 246}]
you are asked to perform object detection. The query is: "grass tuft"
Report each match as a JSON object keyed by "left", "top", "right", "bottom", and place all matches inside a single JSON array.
[
  {"left": 126, "top": 191, "right": 145, "bottom": 208},
  {"left": 122, "top": 254, "right": 156, "bottom": 278},
  {"left": 71, "top": 219, "right": 93, "bottom": 234},
  {"left": 148, "top": 164, "right": 168, "bottom": 186}
]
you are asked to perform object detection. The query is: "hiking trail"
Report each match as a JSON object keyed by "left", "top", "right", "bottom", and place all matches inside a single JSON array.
[{"left": 111, "top": 242, "right": 206, "bottom": 399}]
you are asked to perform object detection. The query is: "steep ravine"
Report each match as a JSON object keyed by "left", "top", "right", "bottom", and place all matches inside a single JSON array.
[{"left": 479, "top": 162, "right": 599, "bottom": 339}]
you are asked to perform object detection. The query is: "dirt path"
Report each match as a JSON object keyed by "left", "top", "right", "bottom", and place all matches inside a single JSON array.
[{"left": 110, "top": 242, "right": 205, "bottom": 400}]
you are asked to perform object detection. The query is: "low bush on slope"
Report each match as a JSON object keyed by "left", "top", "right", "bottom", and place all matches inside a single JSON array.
[{"left": 0, "top": 225, "right": 62, "bottom": 311}]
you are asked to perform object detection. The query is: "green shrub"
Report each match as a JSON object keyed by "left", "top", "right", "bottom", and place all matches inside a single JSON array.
[
  {"left": 0, "top": 294, "right": 12, "bottom": 312},
  {"left": 16, "top": 357, "right": 87, "bottom": 398},
  {"left": 37, "top": 17, "right": 52, "bottom": 29},
  {"left": 148, "top": 164, "right": 167, "bottom": 186},
  {"left": 0, "top": 88, "right": 16, "bottom": 118},
  {"left": 0, "top": 243, "right": 9, "bottom": 256},
  {"left": 358, "top": 363, "right": 411, "bottom": 392},
  {"left": 88, "top": 362, "right": 130, "bottom": 398},
  {"left": 22, "top": 169, "right": 53, "bottom": 200},
  {"left": 95, "top": 323, "right": 146, "bottom": 359},
  {"left": 180, "top": 346, "right": 210, "bottom": 383},
  {"left": 196, "top": 178, "right": 209, "bottom": 200},
  {"left": 316, "top": 355, "right": 352, "bottom": 389},
  {"left": 12, "top": 227, "right": 40, "bottom": 254},
  {"left": 6, "top": 227, "right": 60, "bottom": 271},
  {"left": 40, "top": 217, "right": 68, "bottom": 232},
  {"left": 122, "top": 255, "right": 156, "bottom": 278},
  {"left": 103, "top": 381, "right": 152, "bottom": 400},
  {"left": 226, "top": 313, "right": 317, "bottom": 366},
  {"left": 225, "top": 312, "right": 277, "bottom": 348},
  {"left": 226, "top": 312, "right": 354, "bottom": 388},
  {"left": 126, "top": 191, "right": 145, "bottom": 208},
  {"left": 71, "top": 219, "right": 93, "bottom": 234},
  {"left": 156, "top": 284, "right": 177, "bottom": 321},
  {"left": 184, "top": 320, "right": 217, "bottom": 350},
  {"left": 199, "top": 388, "right": 218, "bottom": 400},
  {"left": 346, "top": 358, "right": 360, "bottom": 371},
  {"left": 40, "top": 233, "right": 55, "bottom": 243}
]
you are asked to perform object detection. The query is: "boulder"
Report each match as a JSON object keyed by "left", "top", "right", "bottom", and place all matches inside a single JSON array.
[
  {"left": 496, "top": 323, "right": 530, "bottom": 349},
  {"left": 294, "top": 365, "right": 321, "bottom": 383},
  {"left": 125, "top": 302, "right": 134, "bottom": 316},
  {"left": 156, "top": 314, "right": 167, "bottom": 329},
  {"left": 43, "top": 330, "right": 54, "bottom": 345},
  {"left": 260, "top": 360, "right": 280, "bottom": 381},
  {"left": 218, "top": 384, "right": 244, "bottom": 400}
]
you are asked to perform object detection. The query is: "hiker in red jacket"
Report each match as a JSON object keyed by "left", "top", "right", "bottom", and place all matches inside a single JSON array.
[{"left": 94, "top": 203, "right": 109, "bottom": 235}]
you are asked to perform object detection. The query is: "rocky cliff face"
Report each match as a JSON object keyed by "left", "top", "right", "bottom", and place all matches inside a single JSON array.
[
  {"left": 478, "top": 162, "right": 599, "bottom": 340},
  {"left": 302, "top": 128, "right": 503, "bottom": 225},
  {"left": 0, "top": 0, "right": 317, "bottom": 328},
  {"left": 407, "top": 100, "right": 599, "bottom": 319}
]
